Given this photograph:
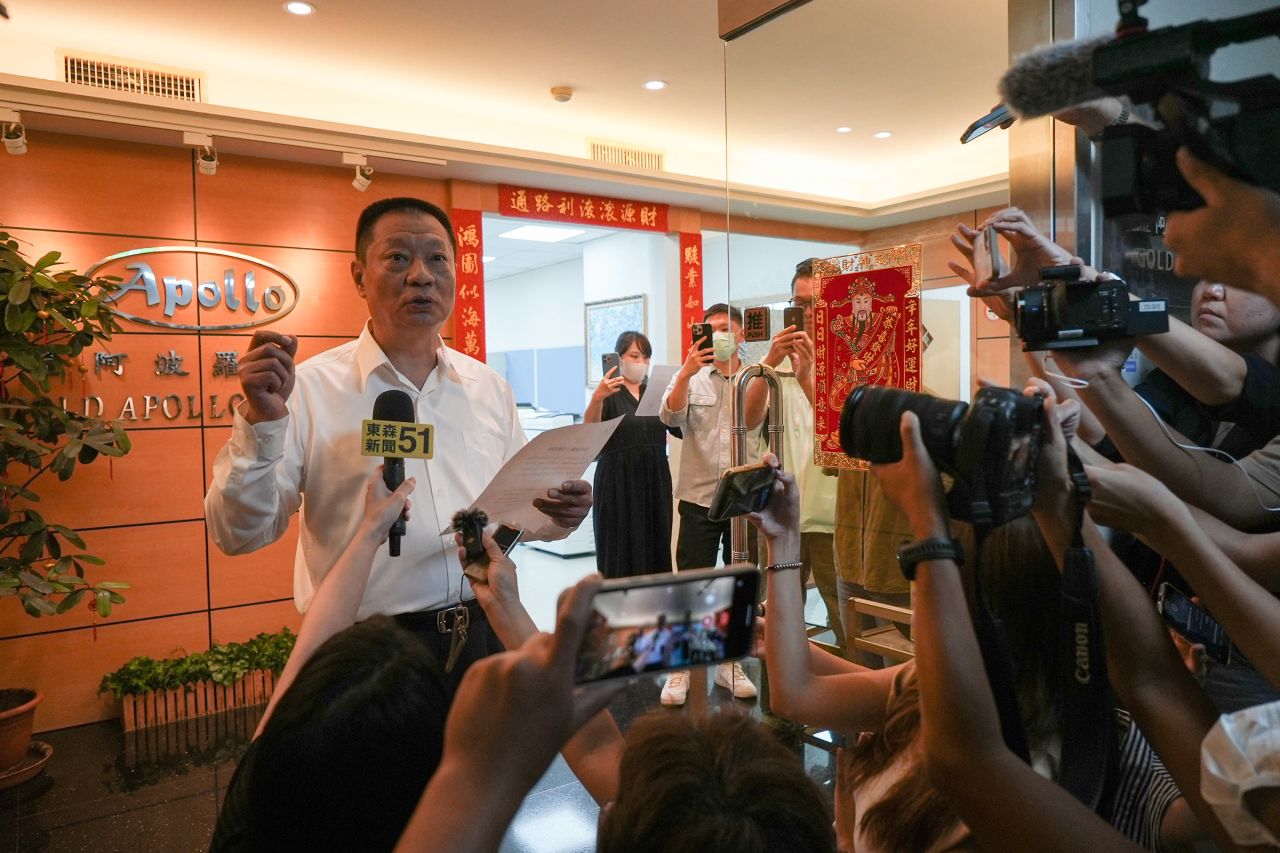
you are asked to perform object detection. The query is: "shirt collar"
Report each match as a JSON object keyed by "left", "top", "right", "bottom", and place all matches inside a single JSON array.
[{"left": 354, "top": 322, "right": 466, "bottom": 392}]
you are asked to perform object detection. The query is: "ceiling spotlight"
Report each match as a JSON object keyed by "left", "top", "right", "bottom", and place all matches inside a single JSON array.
[
  {"left": 352, "top": 165, "right": 373, "bottom": 192},
  {"left": 2, "top": 122, "right": 26, "bottom": 155},
  {"left": 283, "top": 1, "right": 315, "bottom": 14},
  {"left": 874, "top": 130, "right": 893, "bottom": 139},
  {"left": 835, "top": 126, "right": 852, "bottom": 134},
  {"left": 197, "top": 145, "right": 218, "bottom": 176},
  {"left": 643, "top": 80, "right": 667, "bottom": 91},
  {"left": 550, "top": 86, "right": 574, "bottom": 103}
]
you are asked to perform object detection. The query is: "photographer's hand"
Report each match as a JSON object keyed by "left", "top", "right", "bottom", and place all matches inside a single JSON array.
[
  {"left": 1165, "top": 148, "right": 1280, "bottom": 297},
  {"left": 870, "top": 412, "right": 949, "bottom": 540},
  {"left": 746, "top": 452, "right": 800, "bottom": 561},
  {"left": 457, "top": 531, "right": 536, "bottom": 647}
]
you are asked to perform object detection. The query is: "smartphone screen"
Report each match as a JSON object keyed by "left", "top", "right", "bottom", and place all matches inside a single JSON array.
[
  {"left": 708, "top": 462, "right": 777, "bottom": 522},
  {"left": 1157, "top": 583, "right": 1230, "bottom": 664},
  {"left": 493, "top": 525, "right": 522, "bottom": 554},
  {"left": 574, "top": 567, "right": 759, "bottom": 684},
  {"left": 601, "top": 352, "right": 621, "bottom": 377},
  {"left": 691, "top": 323, "right": 712, "bottom": 349},
  {"left": 783, "top": 306, "right": 805, "bottom": 333}
]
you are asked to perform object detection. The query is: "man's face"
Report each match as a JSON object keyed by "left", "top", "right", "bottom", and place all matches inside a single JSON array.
[
  {"left": 852, "top": 294, "right": 873, "bottom": 323},
  {"left": 350, "top": 211, "right": 456, "bottom": 340},
  {"left": 1192, "top": 279, "right": 1280, "bottom": 346},
  {"left": 792, "top": 275, "right": 815, "bottom": 332}
]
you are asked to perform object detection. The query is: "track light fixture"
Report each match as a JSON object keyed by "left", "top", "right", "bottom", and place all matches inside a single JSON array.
[
  {"left": 352, "top": 165, "right": 373, "bottom": 191},
  {"left": 198, "top": 145, "right": 218, "bottom": 176},
  {"left": 1, "top": 109, "right": 25, "bottom": 155}
]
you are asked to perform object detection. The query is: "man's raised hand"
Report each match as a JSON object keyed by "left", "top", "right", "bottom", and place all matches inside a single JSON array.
[{"left": 239, "top": 331, "right": 298, "bottom": 423}]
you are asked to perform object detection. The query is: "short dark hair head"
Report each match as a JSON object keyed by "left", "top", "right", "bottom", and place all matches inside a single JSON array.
[
  {"left": 792, "top": 257, "right": 819, "bottom": 292},
  {"left": 598, "top": 710, "right": 835, "bottom": 853},
  {"left": 355, "top": 197, "right": 456, "bottom": 260},
  {"left": 703, "top": 303, "right": 744, "bottom": 326},
  {"left": 245, "top": 616, "right": 449, "bottom": 851},
  {"left": 614, "top": 331, "right": 653, "bottom": 358}
]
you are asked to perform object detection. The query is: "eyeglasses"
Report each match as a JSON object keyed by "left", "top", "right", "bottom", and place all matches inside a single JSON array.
[{"left": 788, "top": 297, "right": 814, "bottom": 308}]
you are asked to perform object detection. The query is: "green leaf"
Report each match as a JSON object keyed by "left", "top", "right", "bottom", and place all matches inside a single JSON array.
[
  {"left": 4, "top": 301, "right": 24, "bottom": 333},
  {"left": 95, "top": 581, "right": 130, "bottom": 589},
  {"left": 95, "top": 589, "right": 111, "bottom": 617},
  {"left": 76, "top": 554, "right": 105, "bottom": 566},
  {"left": 8, "top": 277, "right": 31, "bottom": 305},
  {"left": 33, "top": 251, "right": 61, "bottom": 272},
  {"left": 45, "top": 307, "right": 77, "bottom": 333},
  {"left": 18, "top": 569, "right": 52, "bottom": 594},
  {"left": 51, "top": 526, "right": 85, "bottom": 549},
  {"left": 106, "top": 591, "right": 125, "bottom": 604},
  {"left": 55, "top": 588, "right": 86, "bottom": 614}
]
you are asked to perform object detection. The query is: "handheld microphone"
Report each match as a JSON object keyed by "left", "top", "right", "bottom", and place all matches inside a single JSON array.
[
  {"left": 998, "top": 35, "right": 1112, "bottom": 119},
  {"left": 372, "top": 389, "right": 415, "bottom": 557}
]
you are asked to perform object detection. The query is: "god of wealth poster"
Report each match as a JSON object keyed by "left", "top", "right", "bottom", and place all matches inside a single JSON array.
[{"left": 813, "top": 244, "right": 922, "bottom": 469}]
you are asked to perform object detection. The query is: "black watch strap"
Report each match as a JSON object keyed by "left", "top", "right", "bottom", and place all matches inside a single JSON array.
[{"left": 896, "top": 537, "right": 963, "bottom": 581}]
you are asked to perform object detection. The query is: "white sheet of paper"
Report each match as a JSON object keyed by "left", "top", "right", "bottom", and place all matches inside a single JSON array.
[
  {"left": 633, "top": 365, "right": 679, "bottom": 417},
  {"left": 462, "top": 419, "right": 623, "bottom": 531}
]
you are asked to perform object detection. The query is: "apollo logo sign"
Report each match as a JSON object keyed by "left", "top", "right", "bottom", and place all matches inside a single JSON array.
[{"left": 85, "top": 247, "right": 300, "bottom": 331}]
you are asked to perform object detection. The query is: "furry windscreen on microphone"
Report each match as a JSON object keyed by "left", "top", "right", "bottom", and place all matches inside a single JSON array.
[{"left": 999, "top": 35, "right": 1112, "bottom": 119}]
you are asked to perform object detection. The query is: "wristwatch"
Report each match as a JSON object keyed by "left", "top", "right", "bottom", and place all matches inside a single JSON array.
[{"left": 896, "top": 537, "right": 964, "bottom": 581}]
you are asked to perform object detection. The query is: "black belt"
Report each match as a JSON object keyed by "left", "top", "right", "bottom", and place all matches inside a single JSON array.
[{"left": 394, "top": 599, "right": 487, "bottom": 634}]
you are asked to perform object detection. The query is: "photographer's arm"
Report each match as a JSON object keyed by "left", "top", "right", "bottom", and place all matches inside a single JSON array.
[
  {"left": 748, "top": 456, "right": 899, "bottom": 734},
  {"left": 874, "top": 414, "right": 1142, "bottom": 853},
  {"left": 1185, "top": 504, "right": 1280, "bottom": 593},
  {"left": 1136, "top": 316, "right": 1248, "bottom": 407}
]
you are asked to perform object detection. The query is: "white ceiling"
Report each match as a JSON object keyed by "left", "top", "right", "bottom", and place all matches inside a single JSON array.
[
  {"left": 0, "top": 0, "right": 1010, "bottom": 212},
  {"left": 482, "top": 213, "right": 613, "bottom": 280}
]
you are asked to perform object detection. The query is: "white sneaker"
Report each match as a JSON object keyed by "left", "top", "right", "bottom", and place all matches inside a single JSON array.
[
  {"left": 661, "top": 670, "right": 690, "bottom": 706},
  {"left": 715, "top": 661, "right": 758, "bottom": 699}
]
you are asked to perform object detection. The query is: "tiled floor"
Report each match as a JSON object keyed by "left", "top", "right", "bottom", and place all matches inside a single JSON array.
[{"left": 1, "top": 547, "right": 840, "bottom": 853}]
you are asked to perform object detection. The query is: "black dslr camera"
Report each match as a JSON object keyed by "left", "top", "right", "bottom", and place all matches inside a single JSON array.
[
  {"left": 840, "top": 384, "right": 1045, "bottom": 526},
  {"left": 1013, "top": 264, "right": 1168, "bottom": 351},
  {"left": 1094, "top": 3, "right": 1280, "bottom": 217}
]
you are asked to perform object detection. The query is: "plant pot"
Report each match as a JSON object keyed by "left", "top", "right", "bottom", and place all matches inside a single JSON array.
[{"left": 0, "top": 689, "right": 42, "bottom": 772}]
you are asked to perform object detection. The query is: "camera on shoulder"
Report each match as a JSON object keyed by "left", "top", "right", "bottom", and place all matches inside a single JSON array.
[
  {"left": 1013, "top": 264, "right": 1168, "bottom": 352},
  {"left": 839, "top": 383, "right": 1045, "bottom": 526}
]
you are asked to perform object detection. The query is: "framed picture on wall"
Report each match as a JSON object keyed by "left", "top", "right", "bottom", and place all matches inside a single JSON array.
[{"left": 585, "top": 295, "right": 647, "bottom": 384}]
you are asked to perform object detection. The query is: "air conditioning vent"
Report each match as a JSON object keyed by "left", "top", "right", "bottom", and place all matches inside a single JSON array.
[
  {"left": 60, "top": 52, "right": 204, "bottom": 103},
  {"left": 589, "top": 140, "right": 664, "bottom": 171}
]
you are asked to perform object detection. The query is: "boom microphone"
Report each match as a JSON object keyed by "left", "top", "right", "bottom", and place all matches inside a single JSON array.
[
  {"left": 999, "top": 35, "right": 1112, "bottom": 119},
  {"left": 372, "top": 389, "right": 415, "bottom": 557}
]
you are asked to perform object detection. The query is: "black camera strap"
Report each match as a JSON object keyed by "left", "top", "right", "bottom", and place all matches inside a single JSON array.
[{"left": 1057, "top": 448, "right": 1119, "bottom": 819}]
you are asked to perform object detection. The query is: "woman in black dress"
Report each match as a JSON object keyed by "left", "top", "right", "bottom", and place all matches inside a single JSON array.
[{"left": 584, "top": 331, "right": 675, "bottom": 578}]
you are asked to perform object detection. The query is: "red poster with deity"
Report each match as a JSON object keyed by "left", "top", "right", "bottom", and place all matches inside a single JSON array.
[
  {"left": 679, "top": 233, "right": 703, "bottom": 335},
  {"left": 451, "top": 209, "right": 486, "bottom": 362},
  {"left": 813, "top": 244, "right": 922, "bottom": 469}
]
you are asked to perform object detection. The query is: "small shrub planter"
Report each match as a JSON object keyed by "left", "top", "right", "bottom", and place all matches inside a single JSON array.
[
  {"left": 100, "top": 629, "right": 295, "bottom": 732},
  {"left": 0, "top": 688, "right": 41, "bottom": 771}
]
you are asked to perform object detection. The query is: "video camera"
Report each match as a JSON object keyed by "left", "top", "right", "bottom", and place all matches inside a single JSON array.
[
  {"left": 840, "top": 383, "right": 1045, "bottom": 526},
  {"left": 1095, "top": 2, "right": 1280, "bottom": 217},
  {"left": 1013, "top": 264, "right": 1168, "bottom": 351}
]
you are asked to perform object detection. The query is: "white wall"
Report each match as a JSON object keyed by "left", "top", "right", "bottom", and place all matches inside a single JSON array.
[
  {"left": 484, "top": 259, "right": 585, "bottom": 351},
  {"left": 581, "top": 231, "right": 673, "bottom": 363}
]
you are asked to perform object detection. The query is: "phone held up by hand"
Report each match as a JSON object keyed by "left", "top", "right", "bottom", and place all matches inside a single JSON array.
[
  {"left": 691, "top": 322, "right": 713, "bottom": 351},
  {"left": 1156, "top": 582, "right": 1239, "bottom": 666},
  {"left": 783, "top": 306, "right": 805, "bottom": 333},
  {"left": 574, "top": 566, "right": 759, "bottom": 684},
  {"left": 601, "top": 352, "right": 621, "bottom": 378},
  {"left": 973, "top": 225, "right": 1007, "bottom": 285},
  {"left": 707, "top": 461, "right": 777, "bottom": 523}
]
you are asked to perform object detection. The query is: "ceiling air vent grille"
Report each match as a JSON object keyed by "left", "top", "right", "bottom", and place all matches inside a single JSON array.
[
  {"left": 589, "top": 140, "right": 664, "bottom": 172},
  {"left": 61, "top": 53, "right": 204, "bottom": 102}
]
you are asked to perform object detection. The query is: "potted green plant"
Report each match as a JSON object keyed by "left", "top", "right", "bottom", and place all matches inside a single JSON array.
[{"left": 0, "top": 231, "right": 132, "bottom": 779}]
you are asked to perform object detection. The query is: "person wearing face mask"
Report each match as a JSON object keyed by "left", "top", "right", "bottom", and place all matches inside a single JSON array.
[
  {"left": 658, "top": 304, "right": 761, "bottom": 706},
  {"left": 584, "top": 331, "right": 678, "bottom": 578}
]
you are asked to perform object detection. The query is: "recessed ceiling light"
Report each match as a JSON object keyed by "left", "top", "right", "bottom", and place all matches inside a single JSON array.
[
  {"left": 284, "top": 1, "right": 315, "bottom": 15},
  {"left": 835, "top": 126, "right": 852, "bottom": 134},
  {"left": 874, "top": 130, "right": 893, "bottom": 139},
  {"left": 498, "top": 225, "right": 587, "bottom": 243},
  {"left": 643, "top": 80, "right": 667, "bottom": 91},
  {"left": 482, "top": 256, "right": 495, "bottom": 263}
]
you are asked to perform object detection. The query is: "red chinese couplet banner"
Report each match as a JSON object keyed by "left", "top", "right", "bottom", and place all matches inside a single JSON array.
[
  {"left": 679, "top": 233, "right": 703, "bottom": 336},
  {"left": 451, "top": 209, "right": 486, "bottom": 362},
  {"left": 498, "top": 184, "right": 669, "bottom": 233},
  {"left": 813, "top": 244, "right": 922, "bottom": 469}
]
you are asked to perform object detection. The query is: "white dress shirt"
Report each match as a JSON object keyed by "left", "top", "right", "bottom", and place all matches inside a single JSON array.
[{"left": 206, "top": 325, "right": 561, "bottom": 620}]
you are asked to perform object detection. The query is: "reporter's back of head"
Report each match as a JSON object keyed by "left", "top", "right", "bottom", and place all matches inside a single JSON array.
[
  {"left": 236, "top": 616, "right": 449, "bottom": 852},
  {"left": 598, "top": 710, "right": 834, "bottom": 853}
]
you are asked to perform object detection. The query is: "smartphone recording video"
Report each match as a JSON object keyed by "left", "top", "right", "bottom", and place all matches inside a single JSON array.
[
  {"left": 973, "top": 225, "right": 1006, "bottom": 285},
  {"left": 574, "top": 566, "right": 759, "bottom": 684}
]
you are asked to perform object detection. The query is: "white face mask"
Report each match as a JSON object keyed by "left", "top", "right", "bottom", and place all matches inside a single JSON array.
[
  {"left": 712, "top": 331, "right": 735, "bottom": 362},
  {"left": 620, "top": 361, "right": 648, "bottom": 383}
]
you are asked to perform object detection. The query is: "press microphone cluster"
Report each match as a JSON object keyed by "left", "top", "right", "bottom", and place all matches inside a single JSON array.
[
  {"left": 998, "top": 35, "right": 1113, "bottom": 119},
  {"left": 372, "top": 389, "right": 415, "bottom": 557}
]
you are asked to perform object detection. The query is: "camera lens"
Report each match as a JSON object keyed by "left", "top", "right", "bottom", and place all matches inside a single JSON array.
[{"left": 839, "top": 384, "right": 967, "bottom": 465}]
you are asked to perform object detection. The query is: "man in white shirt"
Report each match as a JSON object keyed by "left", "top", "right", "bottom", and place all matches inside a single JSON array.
[{"left": 206, "top": 197, "right": 592, "bottom": 687}]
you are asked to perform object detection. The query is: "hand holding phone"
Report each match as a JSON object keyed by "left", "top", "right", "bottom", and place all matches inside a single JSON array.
[
  {"left": 574, "top": 566, "right": 759, "bottom": 684},
  {"left": 1157, "top": 583, "right": 1233, "bottom": 665},
  {"left": 601, "top": 352, "right": 621, "bottom": 378},
  {"left": 973, "top": 225, "right": 1008, "bottom": 285},
  {"left": 708, "top": 461, "right": 778, "bottom": 522},
  {"left": 682, "top": 323, "right": 715, "bottom": 377},
  {"left": 783, "top": 306, "right": 805, "bottom": 334}
]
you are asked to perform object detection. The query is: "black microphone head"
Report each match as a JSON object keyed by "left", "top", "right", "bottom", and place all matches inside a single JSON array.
[
  {"left": 373, "top": 389, "right": 415, "bottom": 423},
  {"left": 999, "top": 35, "right": 1111, "bottom": 119}
]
